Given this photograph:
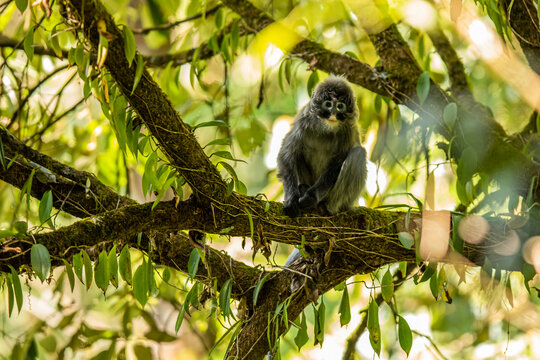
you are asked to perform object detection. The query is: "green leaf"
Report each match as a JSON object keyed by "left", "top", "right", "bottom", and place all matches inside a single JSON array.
[
  {"left": 9, "top": 266, "right": 23, "bottom": 314},
  {"left": 416, "top": 71, "right": 430, "bottom": 105},
  {"left": 253, "top": 273, "right": 270, "bottom": 306},
  {"left": 119, "top": 246, "right": 132, "bottom": 284},
  {"left": 522, "top": 263, "right": 535, "bottom": 294},
  {"left": 14, "top": 221, "right": 28, "bottom": 234},
  {"left": 187, "top": 248, "right": 200, "bottom": 280},
  {"left": 31, "top": 244, "right": 50, "bottom": 283},
  {"left": 15, "top": 0, "right": 28, "bottom": 13},
  {"left": 62, "top": 259, "right": 75, "bottom": 292},
  {"left": 6, "top": 276, "right": 14, "bottom": 316},
  {"left": 219, "top": 278, "right": 233, "bottom": 317},
  {"left": 236, "top": 180, "right": 248, "bottom": 194},
  {"left": 294, "top": 312, "right": 309, "bottom": 350},
  {"left": 443, "top": 102, "right": 457, "bottom": 129},
  {"left": 398, "top": 232, "right": 414, "bottom": 249},
  {"left": 0, "top": 135, "right": 6, "bottom": 170},
  {"left": 381, "top": 270, "right": 394, "bottom": 303},
  {"left": 38, "top": 190, "right": 53, "bottom": 226},
  {"left": 231, "top": 21, "right": 239, "bottom": 52},
  {"left": 132, "top": 54, "right": 144, "bottom": 94},
  {"left": 215, "top": 7, "right": 224, "bottom": 29},
  {"left": 205, "top": 138, "right": 231, "bottom": 147},
  {"left": 95, "top": 250, "right": 110, "bottom": 293},
  {"left": 245, "top": 208, "right": 254, "bottom": 239},
  {"left": 73, "top": 252, "right": 83, "bottom": 284},
  {"left": 338, "top": 286, "right": 351, "bottom": 326},
  {"left": 429, "top": 268, "right": 439, "bottom": 299},
  {"left": 307, "top": 71, "right": 319, "bottom": 96},
  {"left": 399, "top": 261, "right": 408, "bottom": 277},
  {"left": 398, "top": 315, "right": 413, "bottom": 356},
  {"left": 193, "top": 120, "right": 228, "bottom": 130},
  {"left": 314, "top": 299, "right": 326, "bottom": 346},
  {"left": 175, "top": 304, "right": 186, "bottom": 333},
  {"left": 122, "top": 25, "right": 136, "bottom": 67},
  {"left": 457, "top": 147, "right": 478, "bottom": 182},
  {"left": 367, "top": 298, "right": 381, "bottom": 356},
  {"left": 82, "top": 250, "right": 93, "bottom": 290},
  {"left": 133, "top": 260, "right": 149, "bottom": 307},
  {"left": 24, "top": 28, "right": 34, "bottom": 61},
  {"left": 108, "top": 245, "right": 118, "bottom": 287},
  {"left": 345, "top": 50, "right": 359, "bottom": 60}
]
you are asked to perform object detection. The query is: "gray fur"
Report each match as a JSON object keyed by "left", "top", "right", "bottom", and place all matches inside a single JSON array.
[{"left": 277, "top": 76, "right": 367, "bottom": 266}]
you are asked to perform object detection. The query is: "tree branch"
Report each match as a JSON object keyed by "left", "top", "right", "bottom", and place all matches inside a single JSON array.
[
  {"left": 1, "top": 127, "right": 135, "bottom": 218},
  {"left": 61, "top": 0, "right": 228, "bottom": 202}
]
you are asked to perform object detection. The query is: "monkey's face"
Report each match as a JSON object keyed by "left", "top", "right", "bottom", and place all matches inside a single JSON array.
[{"left": 310, "top": 76, "right": 357, "bottom": 129}]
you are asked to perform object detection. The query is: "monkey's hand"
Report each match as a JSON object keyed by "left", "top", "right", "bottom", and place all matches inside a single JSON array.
[
  {"left": 298, "top": 189, "right": 318, "bottom": 210},
  {"left": 283, "top": 197, "right": 301, "bottom": 217}
]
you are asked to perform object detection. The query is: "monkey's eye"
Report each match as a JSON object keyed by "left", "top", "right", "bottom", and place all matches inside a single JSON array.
[
  {"left": 336, "top": 102, "right": 347, "bottom": 112},
  {"left": 322, "top": 100, "right": 333, "bottom": 110}
]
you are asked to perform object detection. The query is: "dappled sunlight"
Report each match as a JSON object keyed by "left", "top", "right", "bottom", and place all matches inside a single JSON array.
[
  {"left": 522, "top": 236, "right": 540, "bottom": 273},
  {"left": 441, "top": 0, "right": 540, "bottom": 111},
  {"left": 420, "top": 210, "right": 450, "bottom": 260},
  {"left": 493, "top": 230, "right": 520, "bottom": 256},
  {"left": 265, "top": 116, "right": 292, "bottom": 169},
  {"left": 458, "top": 214, "right": 489, "bottom": 245},
  {"left": 403, "top": 0, "right": 437, "bottom": 30}
]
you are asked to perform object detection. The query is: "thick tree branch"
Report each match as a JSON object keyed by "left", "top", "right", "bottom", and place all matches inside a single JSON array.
[
  {"left": 1, "top": 127, "right": 135, "bottom": 217},
  {"left": 504, "top": 0, "right": 540, "bottom": 75},
  {"left": 61, "top": 0, "right": 228, "bottom": 203},
  {"left": 220, "top": 0, "right": 392, "bottom": 97}
]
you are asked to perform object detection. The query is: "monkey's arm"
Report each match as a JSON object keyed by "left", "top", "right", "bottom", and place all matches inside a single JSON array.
[{"left": 277, "top": 132, "right": 307, "bottom": 217}]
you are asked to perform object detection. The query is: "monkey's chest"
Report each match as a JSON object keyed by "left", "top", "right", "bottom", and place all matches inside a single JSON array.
[{"left": 302, "top": 142, "right": 339, "bottom": 182}]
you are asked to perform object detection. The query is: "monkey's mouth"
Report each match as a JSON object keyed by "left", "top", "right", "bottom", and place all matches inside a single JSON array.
[{"left": 325, "top": 115, "right": 339, "bottom": 125}]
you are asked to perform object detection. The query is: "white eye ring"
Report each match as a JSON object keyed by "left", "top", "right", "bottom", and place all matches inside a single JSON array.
[
  {"left": 336, "top": 102, "right": 346, "bottom": 112},
  {"left": 323, "top": 100, "right": 333, "bottom": 110}
]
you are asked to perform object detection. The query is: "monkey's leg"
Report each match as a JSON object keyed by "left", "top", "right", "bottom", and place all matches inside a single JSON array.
[
  {"left": 324, "top": 146, "right": 367, "bottom": 214},
  {"left": 298, "top": 155, "right": 345, "bottom": 210}
]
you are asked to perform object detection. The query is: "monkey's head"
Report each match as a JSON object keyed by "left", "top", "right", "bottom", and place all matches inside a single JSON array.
[{"left": 309, "top": 76, "right": 358, "bottom": 130}]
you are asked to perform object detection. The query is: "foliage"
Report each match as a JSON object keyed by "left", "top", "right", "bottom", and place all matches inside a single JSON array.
[{"left": 1, "top": 0, "right": 540, "bottom": 359}]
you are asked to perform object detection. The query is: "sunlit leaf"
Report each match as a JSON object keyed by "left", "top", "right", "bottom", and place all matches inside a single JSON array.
[
  {"left": 219, "top": 278, "right": 233, "bottom": 317},
  {"left": 307, "top": 71, "right": 319, "bottom": 96},
  {"left": 398, "top": 232, "right": 414, "bottom": 249},
  {"left": 132, "top": 54, "right": 144, "bottom": 94},
  {"left": 82, "top": 250, "right": 93, "bottom": 290},
  {"left": 398, "top": 315, "right": 413, "bottom": 356},
  {"left": 108, "top": 245, "right": 118, "bottom": 287},
  {"left": 133, "top": 260, "right": 149, "bottom": 307},
  {"left": 38, "top": 190, "right": 53, "bottom": 226},
  {"left": 24, "top": 28, "right": 34, "bottom": 61},
  {"left": 95, "top": 250, "right": 110, "bottom": 293},
  {"left": 381, "top": 270, "right": 394, "bottom": 303},
  {"left": 367, "top": 298, "right": 381, "bottom": 356},
  {"left": 6, "top": 276, "right": 14, "bottom": 316},
  {"left": 31, "top": 244, "right": 50, "bottom": 283},
  {"left": 15, "top": 0, "right": 28, "bottom": 13},
  {"left": 122, "top": 25, "right": 136, "bottom": 67},
  {"left": 338, "top": 286, "right": 351, "bottom": 326},
  {"left": 62, "top": 259, "right": 76, "bottom": 292},
  {"left": 187, "top": 248, "right": 200, "bottom": 280},
  {"left": 294, "top": 312, "right": 309, "bottom": 350},
  {"left": 253, "top": 273, "right": 270, "bottom": 306},
  {"left": 314, "top": 299, "right": 326, "bottom": 346},
  {"left": 9, "top": 266, "right": 23, "bottom": 314},
  {"left": 443, "top": 102, "right": 458, "bottom": 129},
  {"left": 416, "top": 71, "right": 430, "bottom": 105},
  {"left": 73, "top": 252, "right": 83, "bottom": 284}
]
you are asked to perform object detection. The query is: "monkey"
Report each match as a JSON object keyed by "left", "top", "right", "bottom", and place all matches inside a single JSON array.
[{"left": 276, "top": 75, "right": 367, "bottom": 267}]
